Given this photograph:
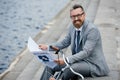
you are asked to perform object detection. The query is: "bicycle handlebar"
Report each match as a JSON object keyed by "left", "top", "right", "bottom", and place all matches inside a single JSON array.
[
  {"left": 50, "top": 46, "right": 60, "bottom": 51},
  {"left": 50, "top": 46, "right": 60, "bottom": 54}
]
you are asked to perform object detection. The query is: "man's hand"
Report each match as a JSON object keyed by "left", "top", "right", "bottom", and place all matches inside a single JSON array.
[
  {"left": 39, "top": 44, "right": 48, "bottom": 50},
  {"left": 54, "top": 58, "right": 65, "bottom": 65},
  {"left": 49, "top": 77, "right": 56, "bottom": 80}
]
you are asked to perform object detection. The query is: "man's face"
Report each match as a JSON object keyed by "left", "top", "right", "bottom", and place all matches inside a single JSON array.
[{"left": 70, "top": 8, "right": 85, "bottom": 29}]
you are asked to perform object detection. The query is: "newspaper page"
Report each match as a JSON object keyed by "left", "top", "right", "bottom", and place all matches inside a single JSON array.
[{"left": 27, "top": 37, "right": 57, "bottom": 69}]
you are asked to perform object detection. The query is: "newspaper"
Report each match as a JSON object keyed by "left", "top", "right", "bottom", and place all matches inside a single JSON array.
[{"left": 27, "top": 37, "right": 57, "bottom": 69}]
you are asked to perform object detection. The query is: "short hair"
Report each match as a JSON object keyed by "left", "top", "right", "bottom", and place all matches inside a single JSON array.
[{"left": 71, "top": 4, "right": 84, "bottom": 12}]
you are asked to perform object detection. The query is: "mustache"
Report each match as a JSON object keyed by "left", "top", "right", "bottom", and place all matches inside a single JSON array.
[{"left": 73, "top": 20, "right": 81, "bottom": 23}]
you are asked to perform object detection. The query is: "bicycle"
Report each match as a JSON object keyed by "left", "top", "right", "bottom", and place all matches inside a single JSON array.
[{"left": 49, "top": 46, "right": 84, "bottom": 80}]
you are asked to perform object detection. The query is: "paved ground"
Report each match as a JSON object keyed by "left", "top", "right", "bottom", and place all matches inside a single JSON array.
[
  {"left": 0, "top": 0, "right": 120, "bottom": 80},
  {"left": 94, "top": 0, "right": 120, "bottom": 70}
]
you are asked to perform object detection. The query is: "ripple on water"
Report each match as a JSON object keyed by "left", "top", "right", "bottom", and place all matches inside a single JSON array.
[
  {"left": 1, "top": 24, "right": 9, "bottom": 29},
  {"left": 0, "top": 12, "right": 4, "bottom": 15},
  {"left": 35, "top": 26, "right": 40, "bottom": 29},
  {"left": 25, "top": 17, "right": 32, "bottom": 21},
  {"left": 13, "top": 36, "right": 18, "bottom": 39},
  {"left": 5, "top": 55, "right": 9, "bottom": 58},
  {"left": 3, "top": 2, "right": 7, "bottom": 5},
  {"left": 0, "top": 63, "right": 8, "bottom": 74},
  {"left": 12, "top": 29, "right": 18, "bottom": 32},
  {"left": 1, "top": 48, "right": 7, "bottom": 51},
  {"left": 25, "top": 24, "right": 31, "bottom": 27}
]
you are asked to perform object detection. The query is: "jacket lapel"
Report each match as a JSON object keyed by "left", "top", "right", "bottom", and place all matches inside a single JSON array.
[
  {"left": 79, "top": 20, "right": 89, "bottom": 44},
  {"left": 71, "top": 27, "right": 76, "bottom": 54}
]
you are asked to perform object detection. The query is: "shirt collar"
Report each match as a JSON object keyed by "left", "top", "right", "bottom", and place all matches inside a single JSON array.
[{"left": 75, "top": 25, "right": 83, "bottom": 32}]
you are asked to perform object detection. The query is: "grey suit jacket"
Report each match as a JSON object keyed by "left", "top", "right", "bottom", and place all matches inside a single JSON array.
[{"left": 51, "top": 20, "right": 110, "bottom": 77}]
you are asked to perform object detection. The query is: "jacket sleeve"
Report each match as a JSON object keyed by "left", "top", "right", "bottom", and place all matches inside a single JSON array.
[
  {"left": 67, "top": 27, "right": 100, "bottom": 64},
  {"left": 49, "top": 27, "right": 72, "bottom": 50}
]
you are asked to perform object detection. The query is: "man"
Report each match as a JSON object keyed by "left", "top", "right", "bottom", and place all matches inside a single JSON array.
[{"left": 39, "top": 4, "right": 109, "bottom": 80}]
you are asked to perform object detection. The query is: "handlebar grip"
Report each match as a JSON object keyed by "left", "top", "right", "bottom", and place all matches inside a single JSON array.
[{"left": 50, "top": 46, "right": 60, "bottom": 51}]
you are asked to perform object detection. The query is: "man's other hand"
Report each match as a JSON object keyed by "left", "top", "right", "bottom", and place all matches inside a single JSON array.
[
  {"left": 49, "top": 77, "right": 56, "bottom": 80},
  {"left": 54, "top": 58, "right": 65, "bottom": 65}
]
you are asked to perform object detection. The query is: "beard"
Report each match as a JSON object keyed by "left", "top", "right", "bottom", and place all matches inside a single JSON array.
[{"left": 73, "top": 20, "right": 83, "bottom": 28}]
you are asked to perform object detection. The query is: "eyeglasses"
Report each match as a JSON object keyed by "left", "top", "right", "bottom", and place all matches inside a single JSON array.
[{"left": 70, "top": 12, "right": 84, "bottom": 20}]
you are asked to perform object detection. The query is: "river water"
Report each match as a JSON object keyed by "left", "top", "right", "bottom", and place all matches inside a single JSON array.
[{"left": 0, "top": 0, "right": 69, "bottom": 74}]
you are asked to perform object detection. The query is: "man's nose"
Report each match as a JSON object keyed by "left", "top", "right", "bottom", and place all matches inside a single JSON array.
[{"left": 75, "top": 16, "right": 78, "bottom": 20}]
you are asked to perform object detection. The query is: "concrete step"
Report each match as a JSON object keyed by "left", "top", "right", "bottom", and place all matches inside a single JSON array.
[
  {"left": 99, "top": 27, "right": 118, "bottom": 70},
  {"left": 94, "top": 0, "right": 119, "bottom": 71},
  {"left": 90, "top": 0, "right": 120, "bottom": 79},
  {"left": 32, "top": 65, "right": 44, "bottom": 80},
  {"left": 0, "top": 49, "right": 34, "bottom": 80},
  {"left": 84, "top": 71, "right": 120, "bottom": 80},
  {"left": 86, "top": 0, "right": 100, "bottom": 22},
  {"left": 16, "top": 57, "right": 41, "bottom": 80}
]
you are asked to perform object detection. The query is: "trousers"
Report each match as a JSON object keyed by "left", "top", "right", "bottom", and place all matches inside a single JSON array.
[{"left": 40, "top": 61, "right": 91, "bottom": 80}]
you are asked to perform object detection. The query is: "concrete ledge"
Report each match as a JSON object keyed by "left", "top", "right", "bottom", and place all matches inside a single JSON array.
[{"left": 84, "top": 71, "right": 120, "bottom": 80}]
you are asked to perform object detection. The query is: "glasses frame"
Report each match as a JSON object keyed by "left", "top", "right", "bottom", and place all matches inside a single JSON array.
[{"left": 70, "top": 12, "right": 84, "bottom": 20}]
